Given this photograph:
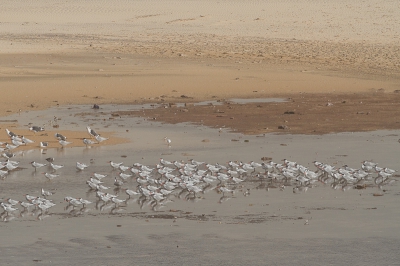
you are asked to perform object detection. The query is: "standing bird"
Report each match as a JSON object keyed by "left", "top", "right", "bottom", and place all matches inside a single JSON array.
[
  {"left": 114, "top": 177, "right": 124, "bottom": 187},
  {"left": 164, "top": 137, "right": 171, "bottom": 147},
  {"left": 83, "top": 138, "right": 96, "bottom": 146},
  {"left": 5, "top": 129, "right": 17, "bottom": 138},
  {"left": 45, "top": 157, "right": 55, "bottom": 163},
  {"left": 41, "top": 188, "right": 54, "bottom": 198},
  {"left": 59, "top": 140, "right": 72, "bottom": 148},
  {"left": 55, "top": 133, "right": 67, "bottom": 141},
  {"left": 76, "top": 162, "right": 88, "bottom": 171},
  {"left": 95, "top": 135, "right": 109, "bottom": 143},
  {"left": 109, "top": 161, "right": 123, "bottom": 170},
  {"left": 43, "top": 172, "right": 59, "bottom": 180},
  {"left": 87, "top": 126, "right": 99, "bottom": 138},
  {"left": 29, "top": 126, "right": 45, "bottom": 134},
  {"left": 40, "top": 142, "right": 49, "bottom": 148},
  {"left": 11, "top": 137, "right": 25, "bottom": 146},
  {"left": 50, "top": 162, "right": 64, "bottom": 171},
  {"left": 21, "top": 136, "right": 34, "bottom": 144},
  {"left": 31, "top": 161, "right": 47, "bottom": 171}
]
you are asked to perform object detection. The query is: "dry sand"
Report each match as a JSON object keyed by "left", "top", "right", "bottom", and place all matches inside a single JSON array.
[
  {"left": 1, "top": 0, "right": 400, "bottom": 265},
  {"left": 1, "top": 0, "right": 400, "bottom": 119}
]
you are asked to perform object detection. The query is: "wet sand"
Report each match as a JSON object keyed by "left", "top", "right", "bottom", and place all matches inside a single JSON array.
[
  {"left": 1, "top": 105, "right": 400, "bottom": 265},
  {"left": 1, "top": 0, "right": 400, "bottom": 264}
]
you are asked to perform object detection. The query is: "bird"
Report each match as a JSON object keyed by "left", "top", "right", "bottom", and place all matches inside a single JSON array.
[
  {"left": 11, "top": 137, "right": 25, "bottom": 146},
  {"left": 45, "top": 157, "right": 55, "bottom": 163},
  {"left": 164, "top": 137, "right": 171, "bottom": 147},
  {"left": 31, "top": 161, "right": 47, "bottom": 171},
  {"left": 89, "top": 177, "right": 103, "bottom": 185},
  {"left": 119, "top": 172, "right": 132, "bottom": 180},
  {"left": 109, "top": 161, "right": 123, "bottom": 170},
  {"left": 5, "top": 129, "right": 17, "bottom": 138},
  {"left": 50, "top": 162, "right": 64, "bottom": 171},
  {"left": 2, "top": 152, "right": 15, "bottom": 159},
  {"left": 124, "top": 188, "right": 140, "bottom": 198},
  {"left": 7, "top": 198, "right": 21, "bottom": 205},
  {"left": 59, "top": 140, "right": 72, "bottom": 148},
  {"left": 55, "top": 133, "right": 67, "bottom": 141},
  {"left": 83, "top": 138, "right": 96, "bottom": 146},
  {"left": 119, "top": 165, "right": 130, "bottom": 172},
  {"left": 160, "top": 158, "right": 173, "bottom": 165},
  {"left": 20, "top": 201, "right": 35, "bottom": 210},
  {"left": 43, "top": 172, "right": 59, "bottom": 180},
  {"left": 5, "top": 143, "right": 18, "bottom": 150},
  {"left": 41, "top": 188, "right": 54, "bottom": 198},
  {"left": 87, "top": 126, "right": 99, "bottom": 138},
  {"left": 111, "top": 197, "right": 125, "bottom": 207},
  {"left": 29, "top": 126, "right": 45, "bottom": 133},
  {"left": 79, "top": 198, "right": 92, "bottom": 207},
  {"left": 40, "top": 142, "right": 49, "bottom": 148},
  {"left": 114, "top": 177, "right": 124, "bottom": 187},
  {"left": 95, "top": 135, "right": 108, "bottom": 143},
  {"left": 76, "top": 162, "right": 88, "bottom": 171},
  {"left": 93, "top": 173, "right": 107, "bottom": 180},
  {"left": 1, "top": 202, "right": 18, "bottom": 214},
  {"left": 21, "top": 136, "right": 34, "bottom": 144}
]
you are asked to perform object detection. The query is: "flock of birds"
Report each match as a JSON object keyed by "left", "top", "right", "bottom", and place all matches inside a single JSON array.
[
  {"left": 0, "top": 123, "right": 397, "bottom": 222},
  {"left": 1, "top": 125, "right": 108, "bottom": 155}
]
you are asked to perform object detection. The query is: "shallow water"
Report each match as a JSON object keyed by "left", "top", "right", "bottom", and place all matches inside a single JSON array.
[{"left": 1, "top": 103, "right": 399, "bottom": 265}]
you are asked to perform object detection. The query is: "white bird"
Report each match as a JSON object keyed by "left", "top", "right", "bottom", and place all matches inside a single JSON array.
[
  {"left": 4, "top": 161, "right": 18, "bottom": 171},
  {"left": 79, "top": 198, "right": 92, "bottom": 207},
  {"left": 11, "top": 137, "right": 25, "bottom": 146},
  {"left": 1, "top": 202, "right": 18, "bottom": 213},
  {"left": 124, "top": 188, "right": 140, "bottom": 198},
  {"left": 109, "top": 161, "right": 123, "bottom": 169},
  {"left": 218, "top": 186, "right": 234, "bottom": 194},
  {"left": 160, "top": 158, "right": 173, "bottom": 165},
  {"left": 20, "top": 201, "right": 35, "bottom": 210},
  {"left": 67, "top": 198, "right": 83, "bottom": 208},
  {"left": 111, "top": 197, "right": 125, "bottom": 206},
  {"left": 190, "top": 159, "right": 204, "bottom": 166},
  {"left": 119, "top": 165, "right": 130, "bottom": 172},
  {"left": 76, "top": 162, "right": 88, "bottom": 171},
  {"left": 59, "top": 140, "right": 72, "bottom": 148},
  {"left": 50, "top": 162, "right": 64, "bottom": 171},
  {"left": 119, "top": 172, "right": 132, "bottom": 180},
  {"left": 7, "top": 198, "right": 21, "bottom": 205},
  {"left": 6, "top": 143, "right": 18, "bottom": 150},
  {"left": 37, "top": 202, "right": 54, "bottom": 213},
  {"left": 21, "top": 136, "right": 34, "bottom": 144},
  {"left": 95, "top": 135, "right": 108, "bottom": 143},
  {"left": 25, "top": 194, "right": 37, "bottom": 202},
  {"left": 43, "top": 172, "right": 59, "bottom": 180},
  {"left": 83, "top": 138, "right": 96, "bottom": 146},
  {"left": 31, "top": 161, "right": 47, "bottom": 170},
  {"left": 87, "top": 180, "right": 100, "bottom": 190},
  {"left": 93, "top": 173, "right": 107, "bottom": 180},
  {"left": 41, "top": 188, "right": 54, "bottom": 198},
  {"left": 164, "top": 137, "right": 171, "bottom": 146}
]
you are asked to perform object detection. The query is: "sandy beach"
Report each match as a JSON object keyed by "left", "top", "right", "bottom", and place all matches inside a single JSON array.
[{"left": 1, "top": 0, "right": 400, "bottom": 265}]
